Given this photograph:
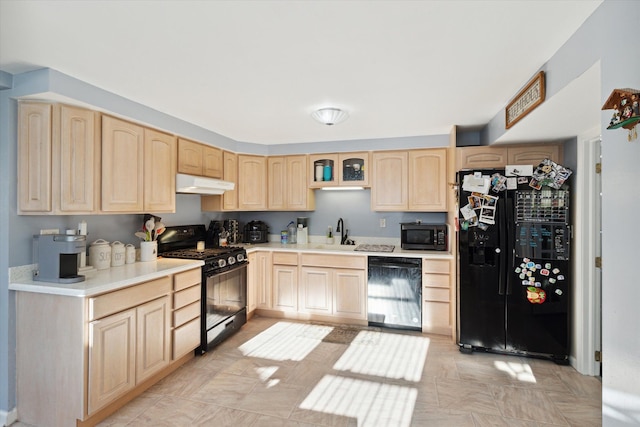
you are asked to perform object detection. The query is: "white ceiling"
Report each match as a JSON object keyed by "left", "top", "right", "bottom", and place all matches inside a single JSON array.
[{"left": 0, "top": 0, "right": 602, "bottom": 145}]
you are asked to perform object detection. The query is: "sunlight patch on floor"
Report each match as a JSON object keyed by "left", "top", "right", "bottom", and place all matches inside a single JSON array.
[
  {"left": 239, "top": 321, "right": 333, "bottom": 361},
  {"left": 333, "top": 331, "right": 430, "bottom": 382},
  {"left": 300, "top": 374, "right": 417, "bottom": 427},
  {"left": 493, "top": 360, "right": 537, "bottom": 383}
]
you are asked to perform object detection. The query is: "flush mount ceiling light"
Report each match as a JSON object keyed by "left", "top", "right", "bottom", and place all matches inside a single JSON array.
[{"left": 311, "top": 108, "right": 349, "bottom": 126}]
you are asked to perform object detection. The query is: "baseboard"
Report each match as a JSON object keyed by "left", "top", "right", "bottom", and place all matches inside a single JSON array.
[{"left": 1, "top": 407, "right": 18, "bottom": 427}]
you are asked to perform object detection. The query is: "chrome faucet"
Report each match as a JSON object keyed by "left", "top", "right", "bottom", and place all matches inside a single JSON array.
[{"left": 336, "top": 218, "right": 345, "bottom": 245}]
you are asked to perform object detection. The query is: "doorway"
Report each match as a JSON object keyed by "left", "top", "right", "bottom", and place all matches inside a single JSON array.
[{"left": 574, "top": 135, "right": 602, "bottom": 376}]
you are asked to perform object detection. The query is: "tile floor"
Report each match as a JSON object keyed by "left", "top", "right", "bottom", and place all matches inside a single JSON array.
[{"left": 16, "top": 315, "right": 603, "bottom": 427}]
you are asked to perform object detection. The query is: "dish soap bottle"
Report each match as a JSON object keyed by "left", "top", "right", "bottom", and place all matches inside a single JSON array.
[{"left": 326, "top": 226, "right": 334, "bottom": 244}]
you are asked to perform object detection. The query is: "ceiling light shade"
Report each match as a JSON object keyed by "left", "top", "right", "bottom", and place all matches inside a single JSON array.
[{"left": 311, "top": 108, "right": 349, "bottom": 126}]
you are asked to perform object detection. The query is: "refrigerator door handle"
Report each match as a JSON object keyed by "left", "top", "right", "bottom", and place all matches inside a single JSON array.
[
  {"left": 506, "top": 196, "right": 515, "bottom": 295},
  {"left": 498, "top": 197, "right": 507, "bottom": 296}
]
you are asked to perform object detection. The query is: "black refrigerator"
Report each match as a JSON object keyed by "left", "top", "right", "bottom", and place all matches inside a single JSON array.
[{"left": 458, "top": 167, "right": 571, "bottom": 363}]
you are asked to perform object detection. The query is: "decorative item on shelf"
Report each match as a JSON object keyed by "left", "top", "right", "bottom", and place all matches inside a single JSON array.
[
  {"left": 602, "top": 88, "right": 640, "bottom": 141},
  {"left": 505, "top": 71, "right": 545, "bottom": 129},
  {"left": 323, "top": 164, "right": 332, "bottom": 181},
  {"left": 311, "top": 107, "right": 349, "bottom": 126}
]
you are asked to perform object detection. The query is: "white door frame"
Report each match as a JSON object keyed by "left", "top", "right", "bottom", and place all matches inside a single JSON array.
[{"left": 572, "top": 130, "right": 602, "bottom": 376}]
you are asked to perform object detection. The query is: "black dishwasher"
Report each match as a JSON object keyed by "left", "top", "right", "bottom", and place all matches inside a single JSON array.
[{"left": 367, "top": 257, "right": 422, "bottom": 331}]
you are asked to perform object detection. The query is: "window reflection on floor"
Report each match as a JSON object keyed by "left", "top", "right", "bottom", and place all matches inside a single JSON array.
[
  {"left": 238, "top": 320, "right": 429, "bottom": 426},
  {"left": 238, "top": 321, "right": 332, "bottom": 361},
  {"left": 334, "top": 330, "right": 430, "bottom": 382},
  {"left": 299, "top": 374, "right": 417, "bottom": 427},
  {"left": 493, "top": 360, "right": 537, "bottom": 383}
]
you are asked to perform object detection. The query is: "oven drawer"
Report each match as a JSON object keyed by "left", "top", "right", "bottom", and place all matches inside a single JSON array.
[
  {"left": 173, "top": 300, "right": 200, "bottom": 327},
  {"left": 173, "top": 284, "right": 201, "bottom": 309},
  {"left": 174, "top": 268, "right": 201, "bottom": 291},
  {"left": 172, "top": 317, "right": 200, "bottom": 360}
]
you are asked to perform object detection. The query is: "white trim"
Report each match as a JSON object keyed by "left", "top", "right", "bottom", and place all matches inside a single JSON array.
[
  {"left": 573, "top": 130, "right": 602, "bottom": 376},
  {"left": 1, "top": 407, "right": 18, "bottom": 427}
]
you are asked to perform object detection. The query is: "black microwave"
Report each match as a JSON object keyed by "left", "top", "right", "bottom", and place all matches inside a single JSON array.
[{"left": 400, "top": 223, "right": 447, "bottom": 251}]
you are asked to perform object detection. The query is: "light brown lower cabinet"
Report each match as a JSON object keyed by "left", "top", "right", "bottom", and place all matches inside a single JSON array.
[
  {"left": 422, "top": 258, "right": 453, "bottom": 336},
  {"left": 272, "top": 252, "right": 299, "bottom": 312},
  {"left": 15, "top": 268, "right": 201, "bottom": 427}
]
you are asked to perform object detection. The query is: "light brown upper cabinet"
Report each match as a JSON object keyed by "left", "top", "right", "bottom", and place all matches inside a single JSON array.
[
  {"left": 222, "top": 151, "right": 238, "bottom": 210},
  {"left": 18, "top": 102, "right": 101, "bottom": 215},
  {"left": 371, "top": 148, "right": 448, "bottom": 212},
  {"left": 456, "top": 143, "right": 563, "bottom": 170},
  {"left": 371, "top": 150, "right": 408, "bottom": 210},
  {"left": 238, "top": 154, "right": 267, "bottom": 210},
  {"left": 102, "top": 116, "right": 176, "bottom": 213},
  {"left": 408, "top": 148, "right": 448, "bottom": 211},
  {"left": 144, "top": 129, "right": 176, "bottom": 212},
  {"left": 177, "top": 138, "right": 222, "bottom": 179},
  {"left": 309, "top": 152, "right": 370, "bottom": 188},
  {"left": 201, "top": 150, "right": 238, "bottom": 212},
  {"left": 268, "top": 155, "right": 315, "bottom": 211}
]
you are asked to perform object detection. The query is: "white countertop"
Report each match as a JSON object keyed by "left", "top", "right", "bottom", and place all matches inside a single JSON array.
[
  {"left": 9, "top": 258, "right": 204, "bottom": 298},
  {"left": 241, "top": 242, "right": 453, "bottom": 258}
]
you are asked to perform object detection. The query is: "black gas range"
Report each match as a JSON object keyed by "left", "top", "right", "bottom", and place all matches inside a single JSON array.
[{"left": 158, "top": 224, "right": 248, "bottom": 353}]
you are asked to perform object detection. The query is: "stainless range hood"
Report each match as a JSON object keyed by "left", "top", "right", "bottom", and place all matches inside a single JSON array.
[{"left": 176, "top": 173, "right": 235, "bottom": 195}]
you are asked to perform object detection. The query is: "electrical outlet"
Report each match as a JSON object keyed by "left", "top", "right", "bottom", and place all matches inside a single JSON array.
[{"left": 380, "top": 218, "right": 386, "bottom": 228}]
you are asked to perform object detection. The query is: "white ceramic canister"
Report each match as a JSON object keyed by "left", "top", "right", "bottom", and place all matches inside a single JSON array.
[
  {"left": 89, "top": 239, "right": 111, "bottom": 270},
  {"left": 111, "top": 241, "right": 125, "bottom": 267},
  {"left": 125, "top": 244, "right": 136, "bottom": 264},
  {"left": 140, "top": 241, "right": 157, "bottom": 262}
]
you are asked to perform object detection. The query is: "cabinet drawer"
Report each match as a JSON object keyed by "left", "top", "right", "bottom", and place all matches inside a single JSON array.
[
  {"left": 174, "top": 284, "right": 201, "bottom": 309},
  {"left": 300, "top": 254, "right": 366, "bottom": 269},
  {"left": 423, "top": 287, "right": 450, "bottom": 302},
  {"left": 423, "top": 273, "right": 449, "bottom": 288},
  {"left": 173, "top": 317, "right": 200, "bottom": 360},
  {"left": 272, "top": 251, "right": 298, "bottom": 265},
  {"left": 174, "top": 268, "right": 201, "bottom": 291},
  {"left": 89, "top": 276, "right": 171, "bottom": 321},
  {"left": 173, "top": 300, "right": 200, "bottom": 327},
  {"left": 422, "top": 259, "right": 450, "bottom": 274}
]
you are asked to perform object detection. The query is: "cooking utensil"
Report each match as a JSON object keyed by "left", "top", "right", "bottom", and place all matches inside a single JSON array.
[
  {"left": 145, "top": 218, "right": 155, "bottom": 241},
  {"left": 153, "top": 221, "right": 165, "bottom": 240},
  {"left": 135, "top": 231, "right": 147, "bottom": 240}
]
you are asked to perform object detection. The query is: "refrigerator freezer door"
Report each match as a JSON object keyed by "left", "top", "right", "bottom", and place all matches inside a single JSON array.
[{"left": 506, "top": 258, "right": 569, "bottom": 360}]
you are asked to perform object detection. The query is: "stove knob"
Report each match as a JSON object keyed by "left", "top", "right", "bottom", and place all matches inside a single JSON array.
[
  {"left": 227, "top": 256, "right": 236, "bottom": 265},
  {"left": 237, "top": 253, "right": 245, "bottom": 262},
  {"left": 217, "top": 259, "right": 227, "bottom": 268}
]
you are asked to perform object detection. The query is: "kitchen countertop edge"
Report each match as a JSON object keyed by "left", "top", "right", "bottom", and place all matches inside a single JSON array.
[
  {"left": 241, "top": 242, "right": 454, "bottom": 258},
  {"left": 9, "top": 259, "right": 204, "bottom": 298}
]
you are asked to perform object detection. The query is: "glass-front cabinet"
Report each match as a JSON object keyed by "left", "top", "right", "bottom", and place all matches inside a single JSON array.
[{"left": 309, "top": 152, "right": 370, "bottom": 188}]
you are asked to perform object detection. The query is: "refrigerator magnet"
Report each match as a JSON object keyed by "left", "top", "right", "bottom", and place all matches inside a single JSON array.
[{"left": 526, "top": 287, "right": 547, "bottom": 304}]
